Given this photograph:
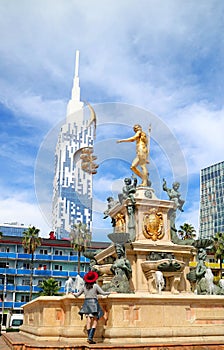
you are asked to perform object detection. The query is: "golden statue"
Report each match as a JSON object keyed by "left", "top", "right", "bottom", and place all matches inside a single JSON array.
[
  {"left": 117, "top": 124, "right": 150, "bottom": 186},
  {"left": 114, "top": 213, "right": 126, "bottom": 233}
]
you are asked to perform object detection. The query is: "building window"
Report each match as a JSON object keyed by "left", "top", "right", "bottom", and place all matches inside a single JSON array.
[
  {"left": 40, "top": 249, "right": 48, "bottom": 255},
  {"left": 55, "top": 250, "right": 63, "bottom": 256},
  {"left": 38, "top": 264, "right": 47, "bottom": 270},
  {"left": 54, "top": 265, "right": 63, "bottom": 271},
  {"left": 22, "top": 279, "right": 30, "bottom": 286},
  {"left": 21, "top": 295, "right": 30, "bottom": 302},
  {"left": 0, "top": 247, "right": 10, "bottom": 253},
  {"left": 23, "top": 263, "right": 30, "bottom": 269},
  {"left": 7, "top": 276, "right": 14, "bottom": 285}
]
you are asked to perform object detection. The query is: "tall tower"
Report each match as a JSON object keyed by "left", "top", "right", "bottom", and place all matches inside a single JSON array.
[
  {"left": 199, "top": 160, "right": 224, "bottom": 239},
  {"left": 52, "top": 51, "right": 94, "bottom": 239}
]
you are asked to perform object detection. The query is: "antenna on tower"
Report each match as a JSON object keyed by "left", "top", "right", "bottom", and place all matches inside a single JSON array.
[
  {"left": 75, "top": 50, "right": 79, "bottom": 77},
  {"left": 66, "top": 50, "right": 84, "bottom": 116}
]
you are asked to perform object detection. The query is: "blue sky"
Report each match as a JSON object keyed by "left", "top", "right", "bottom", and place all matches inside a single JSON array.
[{"left": 0, "top": 1, "right": 224, "bottom": 241}]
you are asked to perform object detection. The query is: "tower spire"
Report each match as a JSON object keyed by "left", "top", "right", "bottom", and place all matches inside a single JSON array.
[
  {"left": 75, "top": 50, "right": 79, "bottom": 77},
  {"left": 66, "top": 50, "right": 84, "bottom": 116}
]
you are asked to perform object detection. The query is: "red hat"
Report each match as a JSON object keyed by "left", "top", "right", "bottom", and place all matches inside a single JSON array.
[{"left": 83, "top": 271, "right": 99, "bottom": 283}]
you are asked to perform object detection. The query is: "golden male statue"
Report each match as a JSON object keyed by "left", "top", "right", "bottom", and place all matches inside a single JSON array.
[{"left": 117, "top": 124, "right": 150, "bottom": 186}]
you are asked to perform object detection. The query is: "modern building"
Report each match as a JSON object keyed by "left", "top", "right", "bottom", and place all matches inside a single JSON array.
[
  {"left": 0, "top": 223, "right": 29, "bottom": 237},
  {"left": 52, "top": 51, "right": 95, "bottom": 239},
  {"left": 199, "top": 160, "right": 224, "bottom": 239},
  {"left": 0, "top": 234, "right": 109, "bottom": 326}
]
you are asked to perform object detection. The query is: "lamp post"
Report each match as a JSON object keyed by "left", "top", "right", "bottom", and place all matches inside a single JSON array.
[{"left": 0, "top": 259, "right": 9, "bottom": 333}]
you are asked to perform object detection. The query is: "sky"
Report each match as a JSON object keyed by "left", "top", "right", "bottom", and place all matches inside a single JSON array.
[{"left": 0, "top": 0, "right": 224, "bottom": 241}]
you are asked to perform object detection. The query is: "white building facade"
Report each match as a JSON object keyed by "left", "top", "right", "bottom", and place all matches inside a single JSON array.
[{"left": 52, "top": 51, "right": 95, "bottom": 239}]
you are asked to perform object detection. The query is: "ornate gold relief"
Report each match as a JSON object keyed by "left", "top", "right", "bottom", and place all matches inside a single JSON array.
[{"left": 143, "top": 208, "right": 164, "bottom": 241}]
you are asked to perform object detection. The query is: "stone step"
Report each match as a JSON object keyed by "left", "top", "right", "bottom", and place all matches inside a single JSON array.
[
  {"left": 0, "top": 336, "right": 11, "bottom": 350},
  {"left": 2, "top": 333, "right": 224, "bottom": 350}
]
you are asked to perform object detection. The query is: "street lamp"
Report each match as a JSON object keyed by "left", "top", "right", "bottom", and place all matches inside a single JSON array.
[{"left": 0, "top": 260, "right": 9, "bottom": 333}]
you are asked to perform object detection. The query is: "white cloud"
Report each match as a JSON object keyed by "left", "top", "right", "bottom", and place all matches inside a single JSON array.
[
  {"left": 0, "top": 79, "right": 66, "bottom": 125},
  {"left": 173, "top": 103, "right": 224, "bottom": 173},
  {"left": 0, "top": 196, "right": 51, "bottom": 237}
]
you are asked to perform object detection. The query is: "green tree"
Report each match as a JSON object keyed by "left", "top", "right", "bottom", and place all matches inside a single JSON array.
[
  {"left": 0, "top": 231, "right": 2, "bottom": 239},
  {"left": 38, "top": 278, "right": 60, "bottom": 296},
  {"left": 70, "top": 222, "right": 91, "bottom": 275},
  {"left": 22, "top": 226, "right": 42, "bottom": 301},
  {"left": 212, "top": 232, "right": 224, "bottom": 278},
  {"left": 178, "top": 223, "right": 196, "bottom": 240}
]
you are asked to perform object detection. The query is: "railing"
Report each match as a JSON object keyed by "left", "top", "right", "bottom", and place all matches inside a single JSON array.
[
  {"left": 34, "top": 270, "right": 51, "bottom": 276},
  {"left": 0, "top": 268, "right": 86, "bottom": 279},
  {"left": 17, "top": 253, "right": 30, "bottom": 259},
  {"left": 16, "top": 285, "right": 30, "bottom": 291},
  {"left": 0, "top": 252, "right": 89, "bottom": 263},
  {"left": 0, "top": 301, "right": 25, "bottom": 308},
  {"left": 69, "top": 271, "right": 78, "bottom": 277},
  {"left": 35, "top": 254, "right": 52, "bottom": 260},
  {"left": 5, "top": 285, "right": 14, "bottom": 291},
  {"left": 0, "top": 252, "right": 17, "bottom": 259},
  {"left": 17, "top": 269, "right": 31, "bottom": 275},
  {"left": 52, "top": 255, "right": 68, "bottom": 261},
  {"left": 52, "top": 270, "right": 68, "bottom": 277},
  {"left": 0, "top": 251, "right": 89, "bottom": 263}
]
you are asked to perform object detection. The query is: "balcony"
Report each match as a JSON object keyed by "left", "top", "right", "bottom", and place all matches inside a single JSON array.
[
  {"left": 17, "top": 269, "right": 31, "bottom": 275},
  {"left": 35, "top": 254, "right": 52, "bottom": 260},
  {"left": 52, "top": 255, "right": 69, "bottom": 261},
  {"left": 52, "top": 270, "right": 68, "bottom": 277},
  {"left": 0, "top": 268, "right": 16, "bottom": 274},
  {"left": 16, "top": 285, "right": 30, "bottom": 291},
  {"left": 34, "top": 270, "right": 51, "bottom": 276},
  {"left": 0, "top": 301, "right": 25, "bottom": 309},
  {"left": 0, "top": 251, "right": 90, "bottom": 264},
  {"left": 0, "top": 252, "right": 17, "bottom": 259},
  {"left": 17, "top": 253, "right": 31, "bottom": 259},
  {"left": 5, "top": 284, "right": 14, "bottom": 291}
]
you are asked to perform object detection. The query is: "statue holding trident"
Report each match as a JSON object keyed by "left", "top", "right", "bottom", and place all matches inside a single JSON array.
[{"left": 117, "top": 124, "right": 151, "bottom": 186}]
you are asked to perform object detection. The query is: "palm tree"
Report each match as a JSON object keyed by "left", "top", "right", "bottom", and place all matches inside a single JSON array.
[
  {"left": 178, "top": 223, "right": 196, "bottom": 240},
  {"left": 212, "top": 232, "right": 224, "bottom": 278},
  {"left": 22, "top": 226, "right": 42, "bottom": 301},
  {"left": 70, "top": 222, "right": 92, "bottom": 275},
  {"left": 38, "top": 278, "right": 60, "bottom": 296}
]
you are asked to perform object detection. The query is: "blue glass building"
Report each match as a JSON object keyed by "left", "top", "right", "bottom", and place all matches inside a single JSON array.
[
  {"left": 0, "top": 223, "right": 29, "bottom": 237},
  {"left": 199, "top": 161, "right": 224, "bottom": 238}
]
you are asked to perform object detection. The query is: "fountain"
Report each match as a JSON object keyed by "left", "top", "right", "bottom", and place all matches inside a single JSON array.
[{"left": 18, "top": 124, "right": 224, "bottom": 348}]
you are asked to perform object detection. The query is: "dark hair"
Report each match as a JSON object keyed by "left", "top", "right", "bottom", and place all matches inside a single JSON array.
[{"left": 85, "top": 281, "right": 94, "bottom": 290}]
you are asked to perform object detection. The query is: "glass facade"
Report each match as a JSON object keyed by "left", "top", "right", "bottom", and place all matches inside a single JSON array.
[
  {"left": 0, "top": 224, "right": 28, "bottom": 237},
  {"left": 199, "top": 161, "right": 224, "bottom": 238}
]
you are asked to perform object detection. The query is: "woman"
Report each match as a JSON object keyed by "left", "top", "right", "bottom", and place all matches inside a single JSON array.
[{"left": 73, "top": 271, "right": 110, "bottom": 344}]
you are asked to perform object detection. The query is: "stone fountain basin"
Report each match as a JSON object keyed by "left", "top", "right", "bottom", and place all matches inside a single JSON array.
[{"left": 141, "top": 259, "right": 186, "bottom": 274}]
